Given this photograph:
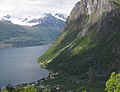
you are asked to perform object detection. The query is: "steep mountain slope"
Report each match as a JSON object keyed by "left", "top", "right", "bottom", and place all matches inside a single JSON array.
[
  {"left": 39, "top": 0, "right": 120, "bottom": 85},
  {"left": 0, "top": 14, "right": 65, "bottom": 47}
]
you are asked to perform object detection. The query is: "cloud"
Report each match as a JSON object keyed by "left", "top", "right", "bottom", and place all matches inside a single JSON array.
[{"left": 0, "top": 0, "right": 79, "bottom": 16}]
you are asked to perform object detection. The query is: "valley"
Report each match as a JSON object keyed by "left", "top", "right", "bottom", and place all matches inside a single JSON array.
[{"left": 0, "top": 0, "right": 120, "bottom": 92}]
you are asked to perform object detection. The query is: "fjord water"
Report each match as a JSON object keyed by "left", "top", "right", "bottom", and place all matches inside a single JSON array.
[{"left": 0, "top": 45, "right": 50, "bottom": 87}]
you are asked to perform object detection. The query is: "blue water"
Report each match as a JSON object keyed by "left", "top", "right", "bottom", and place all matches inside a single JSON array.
[{"left": 0, "top": 45, "right": 50, "bottom": 87}]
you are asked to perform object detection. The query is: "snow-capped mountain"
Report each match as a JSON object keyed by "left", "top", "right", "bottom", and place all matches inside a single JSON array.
[
  {"left": 0, "top": 13, "right": 66, "bottom": 47},
  {"left": 0, "top": 13, "right": 67, "bottom": 26}
]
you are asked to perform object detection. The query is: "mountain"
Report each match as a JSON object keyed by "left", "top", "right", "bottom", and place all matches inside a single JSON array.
[
  {"left": 39, "top": 0, "right": 120, "bottom": 91},
  {"left": 54, "top": 13, "right": 67, "bottom": 21},
  {"left": 1, "top": 13, "right": 67, "bottom": 26},
  {"left": 0, "top": 13, "right": 66, "bottom": 48}
]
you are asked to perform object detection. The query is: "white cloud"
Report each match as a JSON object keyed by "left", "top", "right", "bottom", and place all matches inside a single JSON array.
[{"left": 0, "top": 0, "right": 79, "bottom": 16}]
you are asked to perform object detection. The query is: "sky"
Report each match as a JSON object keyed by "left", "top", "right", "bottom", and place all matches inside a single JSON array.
[{"left": 0, "top": 0, "right": 79, "bottom": 16}]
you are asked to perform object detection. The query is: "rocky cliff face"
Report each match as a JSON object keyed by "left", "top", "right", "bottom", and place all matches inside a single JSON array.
[
  {"left": 39, "top": 0, "right": 120, "bottom": 82},
  {"left": 67, "top": 0, "right": 113, "bottom": 38},
  {"left": 68, "top": 0, "right": 112, "bottom": 21}
]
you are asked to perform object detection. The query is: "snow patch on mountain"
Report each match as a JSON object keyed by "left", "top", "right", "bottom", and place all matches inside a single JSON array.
[{"left": 53, "top": 13, "right": 67, "bottom": 21}]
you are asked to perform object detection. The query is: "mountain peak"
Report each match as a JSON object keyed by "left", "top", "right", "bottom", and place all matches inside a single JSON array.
[{"left": 54, "top": 13, "right": 67, "bottom": 21}]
